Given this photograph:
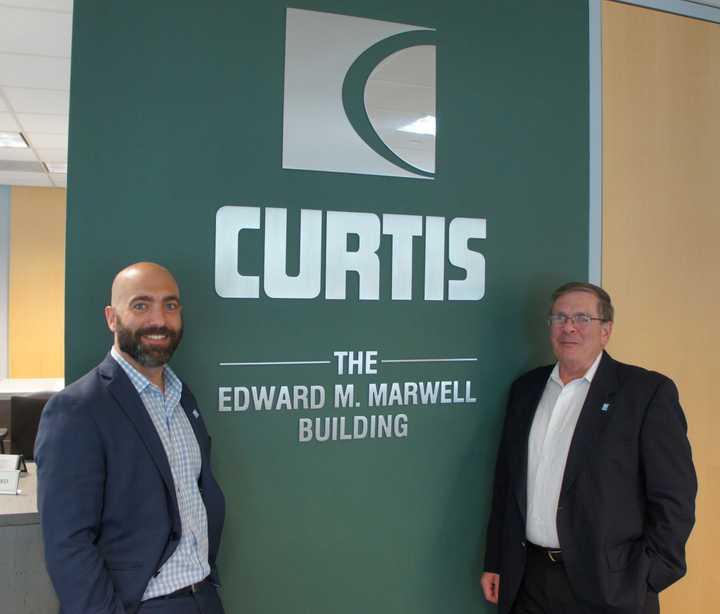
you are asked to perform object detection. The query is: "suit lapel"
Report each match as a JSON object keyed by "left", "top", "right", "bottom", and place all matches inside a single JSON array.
[
  {"left": 99, "top": 355, "right": 178, "bottom": 507},
  {"left": 561, "top": 351, "right": 619, "bottom": 493},
  {"left": 513, "top": 367, "right": 552, "bottom": 524}
]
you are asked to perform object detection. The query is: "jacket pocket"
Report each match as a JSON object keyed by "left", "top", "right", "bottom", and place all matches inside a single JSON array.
[{"left": 606, "top": 539, "right": 644, "bottom": 571}]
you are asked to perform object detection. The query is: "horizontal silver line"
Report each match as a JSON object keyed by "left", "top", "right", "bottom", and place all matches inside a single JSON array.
[
  {"left": 0, "top": 84, "right": 69, "bottom": 93},
  {"left": 0, "top": 50, "right": 71, "bottom": 61},
  {"left": 0, "top": 4, "right": 72, "bottom": 16},
  {"left": 381, "top": 358, "right": 478, "bottom": 363},
  {"left": 219, "top": 360, "right": 331, "bottom": 367}
]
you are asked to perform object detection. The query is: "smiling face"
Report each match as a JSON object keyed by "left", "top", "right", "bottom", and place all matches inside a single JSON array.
[
  {"left": 549, "top": 290, "right": 612, "bottom": 382},
  {"left": 104, "top": 263, "right": 183, "bottom": 379}
]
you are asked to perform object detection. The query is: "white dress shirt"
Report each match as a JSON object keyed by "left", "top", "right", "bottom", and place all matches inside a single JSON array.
[{"left": 525, "top": 353, "right": 602, "bottom": 548}]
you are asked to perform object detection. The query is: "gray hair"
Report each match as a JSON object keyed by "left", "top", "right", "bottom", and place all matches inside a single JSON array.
[{"left": 550, "top": 282, "right": 614, "bottom": 322}]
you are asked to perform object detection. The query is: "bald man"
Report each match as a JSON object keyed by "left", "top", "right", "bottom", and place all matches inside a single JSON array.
[{"left": 35, "top": 263, "right": 226, "bottom": 614}]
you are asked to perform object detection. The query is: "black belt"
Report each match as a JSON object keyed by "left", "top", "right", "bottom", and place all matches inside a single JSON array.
[
  {"left": 527, "top": 542, "right": 564, "bottom": 563},
  {"left": 155, "top": 578, "right": 211, "bottom": 599}
]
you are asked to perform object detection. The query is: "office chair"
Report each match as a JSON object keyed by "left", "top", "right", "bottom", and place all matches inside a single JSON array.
[{"left": 9, "top": 394, "right": 51, "bottom": 461}]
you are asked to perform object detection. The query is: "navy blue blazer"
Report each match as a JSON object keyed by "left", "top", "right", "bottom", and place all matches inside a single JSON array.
[
  {"left": 484, "top": 352, "right": 696, "bottom": 614},
  {"left": 35, "top": 354, "right": 225, "bottom": 614}
]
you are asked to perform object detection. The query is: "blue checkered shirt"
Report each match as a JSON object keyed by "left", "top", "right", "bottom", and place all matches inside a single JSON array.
[{"left": 111, "top": 348, "right": 210, "bottom": 599}]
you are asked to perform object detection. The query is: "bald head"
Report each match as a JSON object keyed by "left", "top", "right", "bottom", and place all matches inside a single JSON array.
[
  {"left": 105, "top": 262, "right": 183, "bottom": 378},
  {"left": 110, "top": 262, "right": 179, "bottom": 308}
]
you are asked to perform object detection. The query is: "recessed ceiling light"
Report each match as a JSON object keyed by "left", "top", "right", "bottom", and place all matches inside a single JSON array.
[
  {"left": 45, "top": 162, "right": 67, "bottom": 174},
  {"left": 398, "top": 115, "right": 436, "bottom": 136},
  {"left": 0, "top": 132, "right": 29, "bottom": 148}
]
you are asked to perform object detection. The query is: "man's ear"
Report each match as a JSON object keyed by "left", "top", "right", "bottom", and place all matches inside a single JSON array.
[
  {"left": 601, "top": 320, "right": 613, "bottom": 346},
  {"left": 104, "top": 306, "right": 117, "bottom": 333}
]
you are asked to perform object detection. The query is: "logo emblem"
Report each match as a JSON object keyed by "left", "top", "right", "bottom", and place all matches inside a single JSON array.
[{"left": 282, "top": 8, "right": 437, "bottom": 179}]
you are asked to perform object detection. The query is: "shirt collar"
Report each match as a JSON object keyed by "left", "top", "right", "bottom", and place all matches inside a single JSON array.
[
  {"left": 110, "top": 346, "right": 182, "bottom": 398},
  {"left": 549, "top": 351, "right": 603, "bottom": 387}
]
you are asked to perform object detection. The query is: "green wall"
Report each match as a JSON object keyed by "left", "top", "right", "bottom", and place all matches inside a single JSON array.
[{"left": 66, "top": 1, "right": 589, "bottom": 612}]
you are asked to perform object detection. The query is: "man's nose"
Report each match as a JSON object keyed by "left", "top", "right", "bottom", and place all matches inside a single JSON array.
[
  {"left": 561, "top": 317, "right": 578, "bottom": 332},
  {"left": 145, "top": 305, "right": 168, "bottom": 327}
]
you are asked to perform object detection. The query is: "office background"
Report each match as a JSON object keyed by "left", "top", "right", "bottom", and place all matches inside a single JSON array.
[{"left": 0, "top": 1, "right": 718, "bottom": 612}]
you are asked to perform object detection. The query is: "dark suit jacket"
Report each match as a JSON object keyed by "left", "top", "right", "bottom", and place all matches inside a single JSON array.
[
  {"left": 35, "top": 355, "right": 225, "bottom": 614},
  {"left": 484, "top": 352, "right": 696, "bottom": 614}
]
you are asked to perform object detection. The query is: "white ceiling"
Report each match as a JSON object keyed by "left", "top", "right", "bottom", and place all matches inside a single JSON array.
[{"left": 0, "top": 0, "right": 72, "bottom": 189}]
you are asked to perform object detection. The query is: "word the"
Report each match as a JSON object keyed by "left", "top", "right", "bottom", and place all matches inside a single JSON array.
[{"left": 333, "top": 350, "right": 377, "bottom": 375}]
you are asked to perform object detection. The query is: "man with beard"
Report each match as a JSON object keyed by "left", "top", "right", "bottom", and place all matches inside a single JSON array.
[{"left": 35, "top": 262, "right": 226, "bottom": 614}]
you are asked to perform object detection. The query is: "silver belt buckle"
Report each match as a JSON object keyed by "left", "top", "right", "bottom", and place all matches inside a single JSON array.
[{"left": 548, "top": 550, "right": 561, "bottom": 563}]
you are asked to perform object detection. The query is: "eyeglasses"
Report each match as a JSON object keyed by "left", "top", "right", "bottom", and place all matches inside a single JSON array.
[{"left": 547, "top": 313, "right": 607, "bottom": 328}]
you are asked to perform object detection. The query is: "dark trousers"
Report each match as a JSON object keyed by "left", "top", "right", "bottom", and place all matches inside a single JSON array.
[
  {"left": 136, "top": 582, "right": 225, "bottom": 614},
  {"left": 510, "top": 545, "right": 659, "bottom": 614}
]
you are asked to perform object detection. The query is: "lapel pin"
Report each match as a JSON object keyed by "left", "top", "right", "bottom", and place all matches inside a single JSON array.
[
  {"left": 600, "top": 403, "right": 610, "bottom": 413},
  {"left": 192, "top": 409, "right": 200, "bottom": 419}
]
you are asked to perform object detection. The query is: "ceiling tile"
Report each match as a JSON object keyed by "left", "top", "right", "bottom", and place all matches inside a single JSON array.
[
  {"left": 0, "top": 170, "right": 51, "bottom": 187},
  {"left": 3, "top": 87, "right": 69, "bottom": 114},
  {"left": 50, "top": 173, "right": 66, "bottom": 187},
  {"left": 0, "top": 147, "right": 38, "bottom": 162},
  {"left": 16, "top": 113, "right": 67, "bottom": 133},
  {"left": 0, "top": 159, "right": 45, "bottom": 172},
  {"left": 0, "top": 112, "right": 21, "bottom": 131},
  {"left": 7, "top": 1, "right": 73, "bottom": 11},
  {"left": 0, "top": 6, "right": 72, "bottom": 57},
  {"left": 27, "top": 132, "right": 67, "bottom": 149},
  {"left": 0, "top": 53, "right": 70, "bottom": 90},
  {"left": 35, "top": 147, "right": 66, "bottom": 162}
]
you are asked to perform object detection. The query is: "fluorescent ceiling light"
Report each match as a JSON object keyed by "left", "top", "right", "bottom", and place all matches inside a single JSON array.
[
  {"left": 45, "top": 162, "right": 67, "bottom": 174},
  {"left": 398, "top": 115, "right": 436, "bottom": 136},
  {"left": 0, "top": 132, "right": 29, "bottom": 148}
]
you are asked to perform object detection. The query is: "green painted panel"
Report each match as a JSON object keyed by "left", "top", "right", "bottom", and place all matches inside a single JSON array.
[{"left": 66, "top": 1, "right": 589, "bottom": 612}]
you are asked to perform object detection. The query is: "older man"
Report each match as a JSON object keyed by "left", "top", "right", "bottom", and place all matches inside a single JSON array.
[
  {"left": 481, "top": 282, "right": 696, "bottom": 614},
  {"left": 36, "top": 262, "right": 225, "bottom": 614}
]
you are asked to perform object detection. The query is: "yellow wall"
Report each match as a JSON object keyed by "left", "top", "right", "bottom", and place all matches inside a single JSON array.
[
  {"left": 602, "top": 2, "right": 719, "bottom": 612},
  {"left": 9, "top": 186, "right": 66, "bottom": 378}
]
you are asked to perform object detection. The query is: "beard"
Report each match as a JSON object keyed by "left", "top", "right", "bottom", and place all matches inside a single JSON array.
[{"left": 115, "top": 315, "right": 183, "bottom": 368}]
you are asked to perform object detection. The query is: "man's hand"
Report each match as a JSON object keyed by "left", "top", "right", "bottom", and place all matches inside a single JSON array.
[{"left": 481, "top": 571, "right": 500, "bottom": 604}]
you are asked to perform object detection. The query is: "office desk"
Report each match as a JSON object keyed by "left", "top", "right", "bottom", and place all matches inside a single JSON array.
[
  {"left": 0, "top": 378, "right": 64, "bottom": 401},
  {"left": 0, "top": 463, "right": 59, "bottom": 612}
]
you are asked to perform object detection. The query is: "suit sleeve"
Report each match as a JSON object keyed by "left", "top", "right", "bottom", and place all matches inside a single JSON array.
[
  {"left": 641, "top": 377, "right": 697, "bottom": 592},
  {"left": 484, "top": 381, "right": 516, "bottom": 573},
  {"left": 35, "top": 394, "right": 127, "bottom": 614}
]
